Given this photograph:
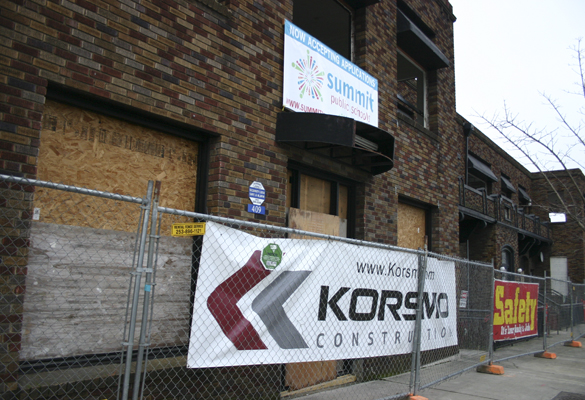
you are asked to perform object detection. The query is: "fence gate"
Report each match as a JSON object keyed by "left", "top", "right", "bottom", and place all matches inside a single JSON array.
[{"left": 0, "top": 175, "right": 152, "bottom": 399}]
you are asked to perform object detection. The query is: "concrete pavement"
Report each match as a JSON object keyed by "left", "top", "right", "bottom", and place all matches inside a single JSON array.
[
  {"left": 416, "top": 340, "right": 585, "bottom": 400},
  {"left": 296, "top": 333, "right": 584, "bottom": 400}
]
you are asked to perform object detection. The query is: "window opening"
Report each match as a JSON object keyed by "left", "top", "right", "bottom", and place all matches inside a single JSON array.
[
  {"left": 500, "top": 174, "right": 516, "bottom": 199},
  {"left": 293, "top": 0, "right": 354, "bottom": 60},
  {"left": 397, "top": 52, "right": 427, "bottom": 127}
]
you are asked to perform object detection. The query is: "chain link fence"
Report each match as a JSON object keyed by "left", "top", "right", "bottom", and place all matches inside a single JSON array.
[{"left": 1, "top": 175, "right": 583, "bottom": 400}]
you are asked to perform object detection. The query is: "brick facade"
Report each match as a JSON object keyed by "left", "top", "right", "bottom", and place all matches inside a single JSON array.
[{"left": 1, "top": 0, "right": 582, "bottom": 397}]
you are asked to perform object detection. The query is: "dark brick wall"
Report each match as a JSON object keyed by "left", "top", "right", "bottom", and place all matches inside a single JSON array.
[{"left": 0, "top": 0, "right": 464, "bottom": 396}]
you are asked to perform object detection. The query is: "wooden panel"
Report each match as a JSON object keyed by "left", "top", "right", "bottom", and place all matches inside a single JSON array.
[
  {"left": 21, "top": 222, "right": 193, "bottom": 359},
  {"left": 37, "top": 100, "right": 198, "bottom": 232},
  {"left": 397, "top": 202, "right": 426, "bottom": 250},
  {"left": 288, "top": 208, "right": 340, "bottom": 239},
  {"left": 286, "top": 207, "right": 341, "bottom": 391},
  {"left": 300, "top": 174, "right": 331, "bottom": 214},
  {"left": 285, "top": 361, "right": 338, "bottom": 391}
]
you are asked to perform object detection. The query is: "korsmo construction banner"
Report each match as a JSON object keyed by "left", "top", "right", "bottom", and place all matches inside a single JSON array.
[
  {"left": 493, "top": 279, "right": 539, "bottom": 341},
  {"left": 187, "top": 222, "right": 457, "bottom": 368},
  {"left": 282, "top": 20, "right": 379, "bottom": 127}
]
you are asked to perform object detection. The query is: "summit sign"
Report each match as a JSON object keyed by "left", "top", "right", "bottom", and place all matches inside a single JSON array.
[{"left": 283, "top": 20, "right": 379, "bottom": 127}]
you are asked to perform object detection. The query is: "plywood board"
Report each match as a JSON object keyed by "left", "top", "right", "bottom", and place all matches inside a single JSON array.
[
  {"left": 300, "top": 174, "right": 331, "bottom": 214},
  {"left": 286, "top": 207, "right": 342, "bottom": 390},
  {"left": 37, "top": 101, "right": 199, "bottom": 233},
  {"left": 288, "top": 208, "right": 341, "bottom": 239},
  {"left": 397, "top": 202, "right": 426, "bottom": 250}
]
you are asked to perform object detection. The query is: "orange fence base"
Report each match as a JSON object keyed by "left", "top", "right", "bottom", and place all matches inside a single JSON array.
[
  {"left": 564, "top": 340, "right": 582, "bottom": 348},
  {"left": 476, "top": 364, "right": 505, "bottom": 375},
  {"left": 534, "top": 351, "right": 557, "bottom": 359},
  {"left": 408, "top": 395, "right": 428, "bottom": 400}
]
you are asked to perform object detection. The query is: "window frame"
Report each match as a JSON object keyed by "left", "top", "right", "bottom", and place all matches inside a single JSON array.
[
  {"left": 287, "top": 161, "right": 357, "bottom": 238},
  {"left": 397, "top": 50, "right": 428, "bottom": 128},
  {"left": 293, "top": 0, "right": 355, "bottom": 61}
]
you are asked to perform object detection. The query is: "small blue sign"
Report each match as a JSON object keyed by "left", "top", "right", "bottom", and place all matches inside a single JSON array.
[{"left": 247, "top": 204, "right": 266, "bottom": 215}]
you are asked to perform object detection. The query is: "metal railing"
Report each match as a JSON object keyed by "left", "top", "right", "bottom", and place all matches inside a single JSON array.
[{"left": 458, "top": 178, "right": 551, "bottom": 240}]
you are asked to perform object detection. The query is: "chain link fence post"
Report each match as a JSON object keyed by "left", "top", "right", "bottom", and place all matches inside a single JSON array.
[
  {"left": 409, "top": 244, "right": 428, "bottom": 396},
  {"left": 543, "top": 272, "right": 548, "bottom": 352},
  {"left": 488, "top": 259, "right": 495, "bottom": 364},
  {"left": 132, "top": 181, "right": 162, "bottom": 400},
  {"left": 120, "top": 181, "right": 154, "bottom": 400}
]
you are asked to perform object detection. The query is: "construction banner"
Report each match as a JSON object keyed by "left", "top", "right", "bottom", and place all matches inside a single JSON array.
[
  {"left": 493, "top": 279, "right": 539, "bottom": 341},
  {"left": 187, "top": 222, "right": 457, "bottom": 368}
]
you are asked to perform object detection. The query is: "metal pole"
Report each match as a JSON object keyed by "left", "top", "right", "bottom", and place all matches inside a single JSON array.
[
  {"left": 409, "top": 245, "right": 428, "bottom": 396},
  {"left": 122, "top": 181, "right": 154, "bottom": 400},
  {"left": 132, "top": 181, "right": 161, "bottom": 400},
  {"left": 543, "top": 272, "right": 548, "bottom": 351},
  {"left": 488, "top": 259, "right": 495, "bottom": 363},
  {"left": 117, "top": 192, "right": 148, "bottom": 400},
  {"left": 570, "top": 284, "right": 575, "bottom": 342}
]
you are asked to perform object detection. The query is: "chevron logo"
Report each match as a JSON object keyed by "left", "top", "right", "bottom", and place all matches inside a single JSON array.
[{"left": 207, "top": 250, "right": 311, "bottom": 351}]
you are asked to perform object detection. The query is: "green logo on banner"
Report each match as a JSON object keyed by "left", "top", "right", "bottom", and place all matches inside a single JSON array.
[{"left": 261, "top": 243, "right": 282, "bottom": 270}]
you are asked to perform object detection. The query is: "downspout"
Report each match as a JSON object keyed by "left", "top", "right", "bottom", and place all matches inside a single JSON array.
[
  {"left": 463, "top": 122, "right": 475, "bottom": 260},
  {"left": 463, "top": 121, "right": 474, "bottom": 185}
]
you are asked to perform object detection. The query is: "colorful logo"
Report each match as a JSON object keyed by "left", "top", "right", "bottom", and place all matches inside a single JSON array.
[{"left": 292, "top": 50, "right": 325, "bottom": 101}]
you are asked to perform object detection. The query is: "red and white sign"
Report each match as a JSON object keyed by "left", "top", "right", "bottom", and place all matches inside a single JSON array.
[{"left": 493, "top": 280, "right": 539, "bottom": 341}]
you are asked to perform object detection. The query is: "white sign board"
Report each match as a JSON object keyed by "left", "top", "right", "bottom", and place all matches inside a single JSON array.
[
  {"left": 283, "top": 20, "right": 379, "bottom": 127},
  {"left": 248, "top": 181, "right": 265, "bottom": 205},
  {"left": 187, "top": 222, "right": 457, "bottom": 368}
]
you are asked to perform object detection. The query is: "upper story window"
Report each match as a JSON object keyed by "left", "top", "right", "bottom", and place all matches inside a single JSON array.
[
  {"left": 467, "top": 153, "right": 497, "bottom": 194},
  {"left": 500, "top": 174, "right": 516, "bottom": 199},
  {"left": 518, "top": 185, "right": 531, "bottom": 211},
  {"left": 397, "top": 51, "right": 427, "bottom": 127},
  {"left": 396, "top": 1, "right": 449, "bottom": 130},
  {"left": 294, "top": 0, "right": 354, "bottom": 60}
]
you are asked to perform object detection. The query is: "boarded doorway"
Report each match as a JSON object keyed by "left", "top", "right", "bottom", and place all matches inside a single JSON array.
[{"left": 285, "top": 171, "right": 349, "bottom": 391}]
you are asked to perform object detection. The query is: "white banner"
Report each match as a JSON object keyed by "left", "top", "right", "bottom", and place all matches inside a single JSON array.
[
  {"left": 188, "top": 222, "right": 457, "bottom": 368},
  {"left": 282, "top": 20, "right": 379, "bottom": 127}
]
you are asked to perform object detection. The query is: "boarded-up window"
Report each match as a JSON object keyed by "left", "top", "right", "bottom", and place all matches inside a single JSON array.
[
  {"left": 20, "top": 102, "right": 200, "bottom": 360},
  {"left": 397, "top": 202, "right": 426, "bottom": 250},
  {"left": 38, "top": 100, "right": 198, "bottom": 231}
]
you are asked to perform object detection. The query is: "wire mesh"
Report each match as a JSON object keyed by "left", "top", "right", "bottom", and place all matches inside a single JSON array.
[
  {"left": 0, "top": 177, "right": 146, "bottom": 400},
  {"left": 573, "top": 284, "right": 585, "bottom": 340},
  {"left": 416, "top": 254, "right": 493, "bottom": 391},
  {"left": 3, "top": 175, "right": 584, "bottom": 400}
]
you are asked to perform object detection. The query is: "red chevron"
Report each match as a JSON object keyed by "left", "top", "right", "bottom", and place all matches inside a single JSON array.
[{"left": 207, "top": 250, "right": 271, "bottom": 350}]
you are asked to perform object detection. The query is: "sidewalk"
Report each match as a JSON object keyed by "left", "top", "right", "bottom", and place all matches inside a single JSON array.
[
  {"left": 297, "top": 333, "right": 584, "bottom": 400},
  {"left": 416, "top": 339, "right": 585, "bottom": 400}
]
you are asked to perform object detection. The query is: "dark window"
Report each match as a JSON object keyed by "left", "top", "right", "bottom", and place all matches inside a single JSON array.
[
  {"left": 518, "top": 185, "right": 531, "bottom": 209},
  {"left": 294, "top": 0, "right": 353, "bottom": 60},
  {"left": 397, "top": 52, "right": 427, "bottom": 127},
  {"left": 501, "top": 174, "right": 516, "bottom": 199},
  {"left": 396, "top": 2, "right": 449, "bottom": 130}
]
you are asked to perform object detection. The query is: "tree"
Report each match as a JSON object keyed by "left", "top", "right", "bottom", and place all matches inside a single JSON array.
[{"left": 478, "top": 39, "right": 585, "bottom": 232}]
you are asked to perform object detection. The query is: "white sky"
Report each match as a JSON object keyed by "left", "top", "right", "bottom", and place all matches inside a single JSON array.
[{"left": 449, "top": 0, "right": 585, "bottom": 172}]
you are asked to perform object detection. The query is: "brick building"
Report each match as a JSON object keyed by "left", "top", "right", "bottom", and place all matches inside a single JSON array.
[{"left": 0, "top": 0, "right": 582, "bottom": 398}]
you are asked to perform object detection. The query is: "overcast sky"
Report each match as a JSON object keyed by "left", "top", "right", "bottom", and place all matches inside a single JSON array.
[{"left": 449, "top": 0, "right": 585, "bottom": 172}]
